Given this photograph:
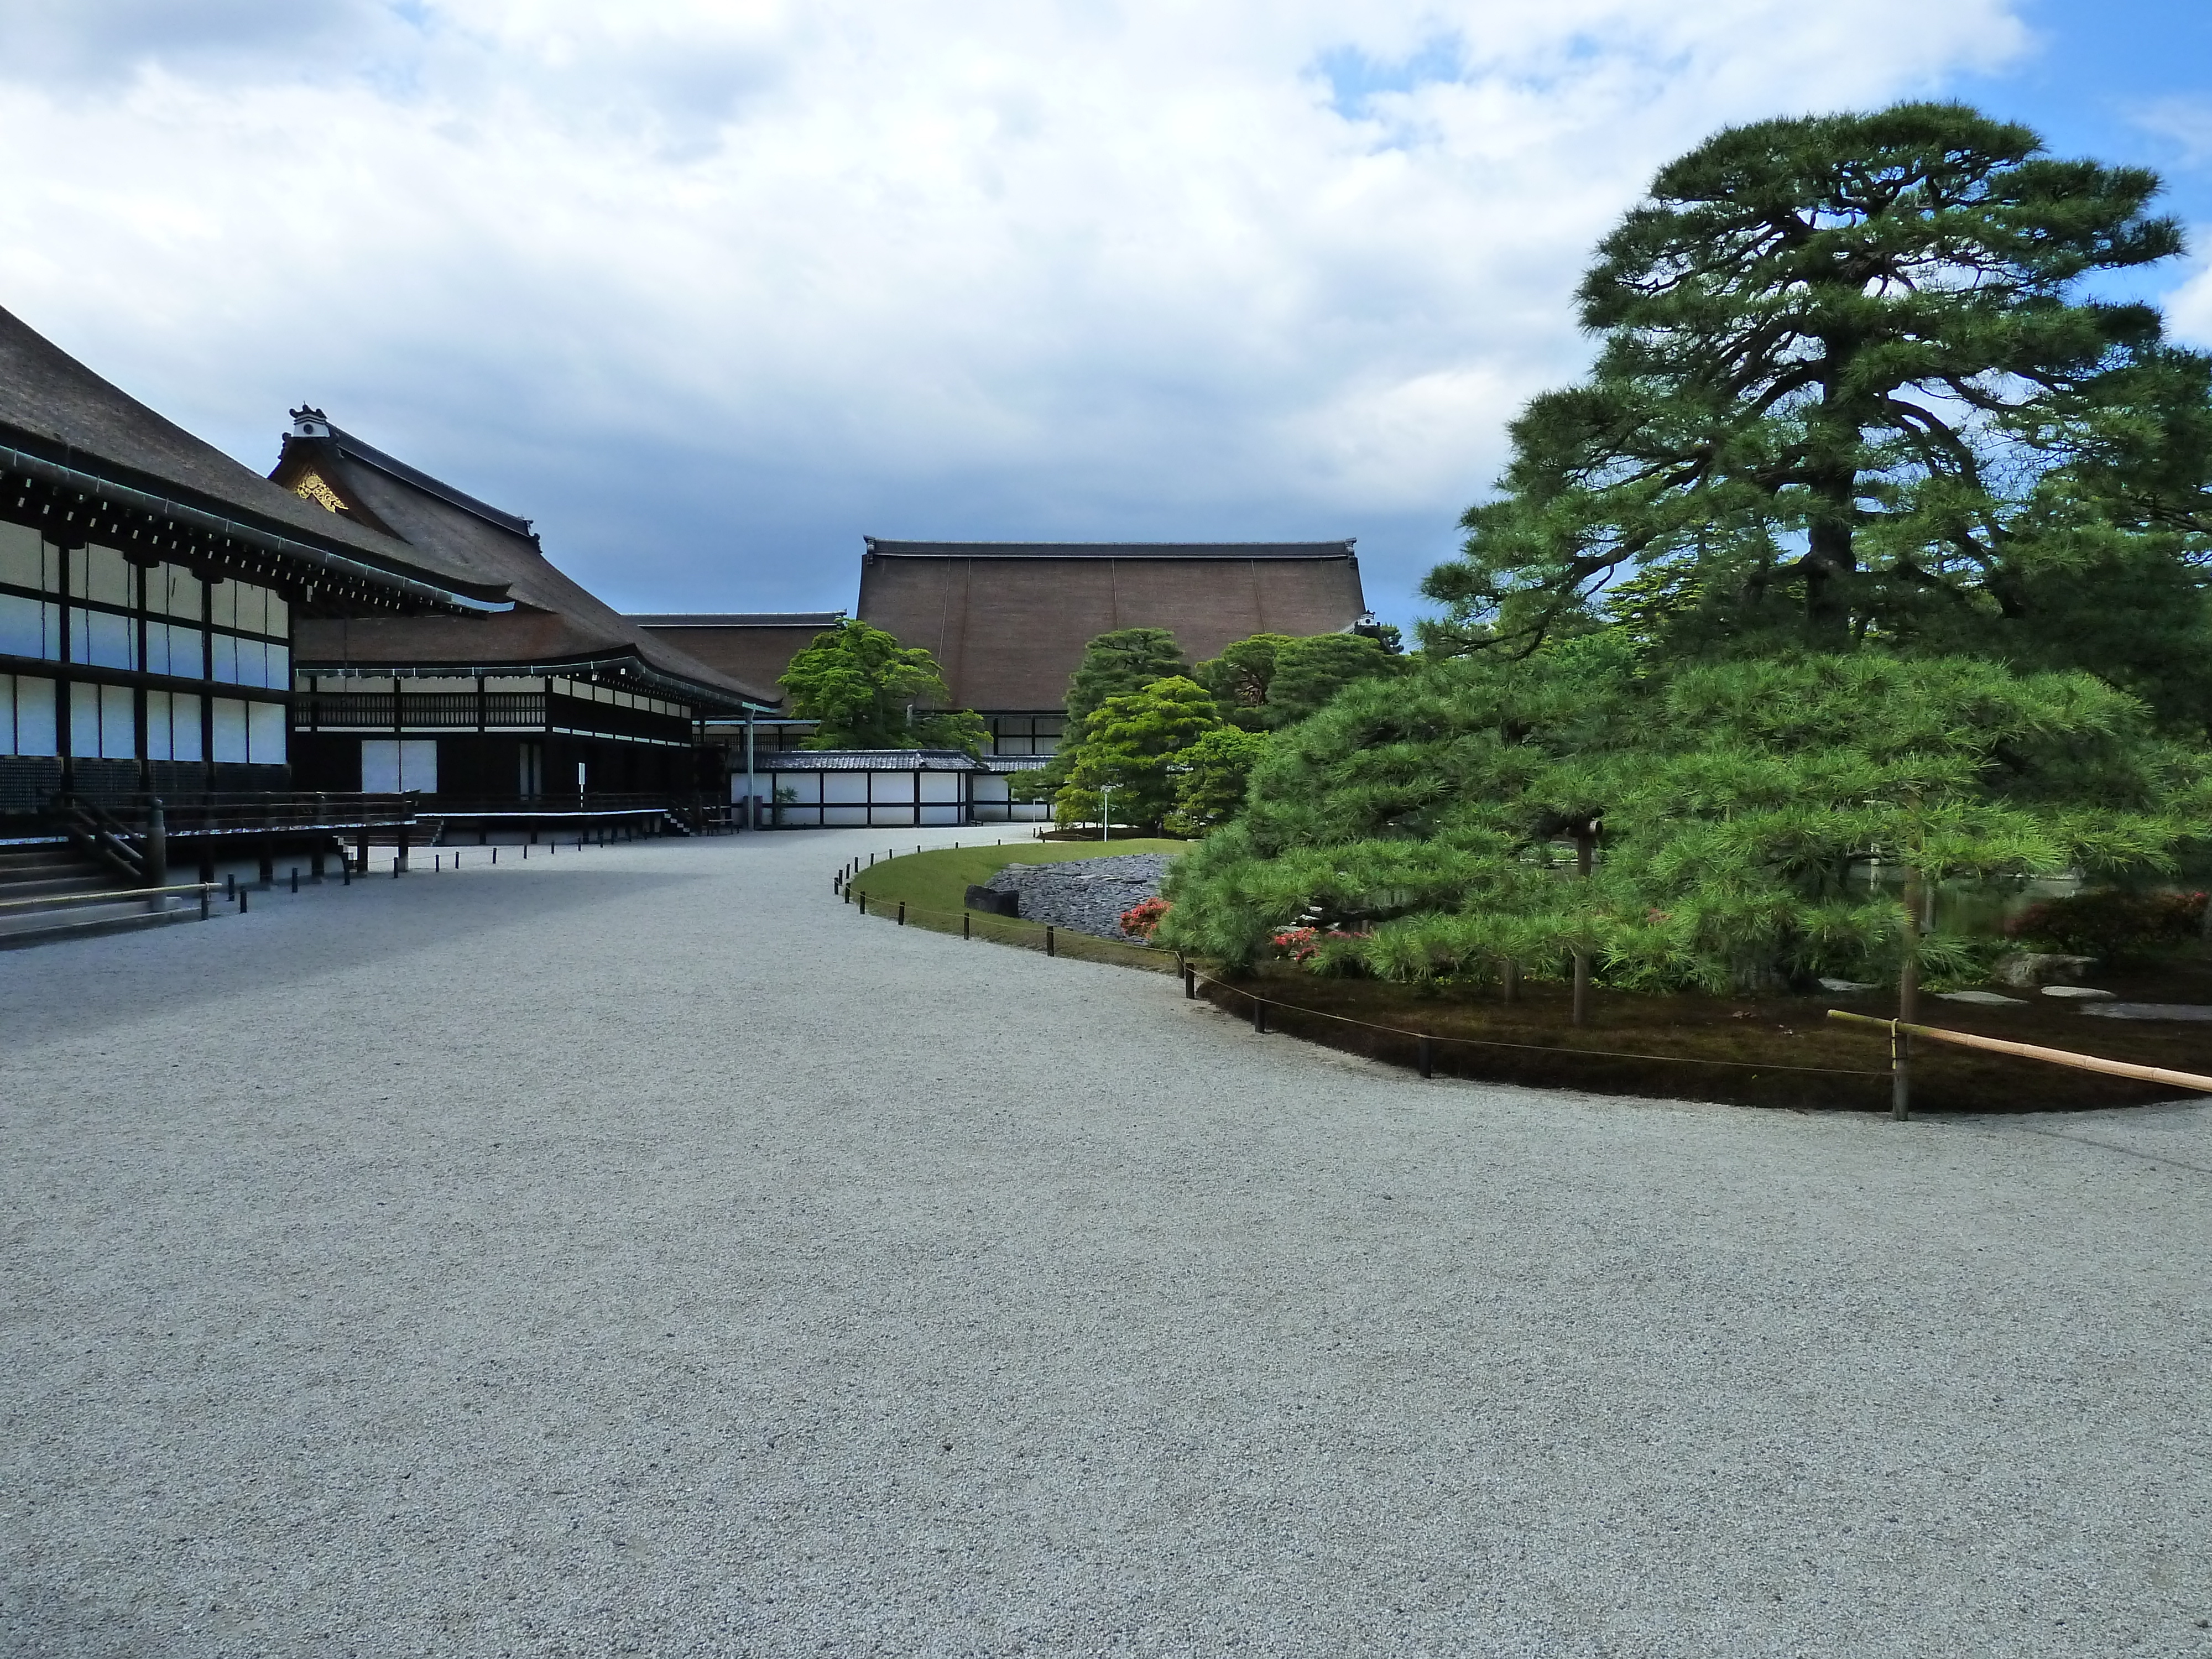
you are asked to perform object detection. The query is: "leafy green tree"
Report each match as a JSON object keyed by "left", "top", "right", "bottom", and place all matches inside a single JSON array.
[
  {"left": 779, "top": 620, "right": 988, "bottom": 755},
  {"left": 1423, "top": 102, "right": 2212, "bottom": 728},
  {"left": 1168, "top": 726, "right": 1270, "bottom": 835},
  {"left": 1191, "top": 634, "right": 1293, "bottom": 728},
  {"left": 1056, "top": 676, "right": 1220, "bottom": 833},
  {"left": 1067, "top": 628, "right": 1189, "bottom": 730},
  {"left": 1193, "top": 631, "right": 1401, "bottom": 729},
  {"left": 1157, "top": 644, "right": 2209, "bottom": 989},
  {"left": 1016, "top": 627, "right": 1191, "bottom": 801}
]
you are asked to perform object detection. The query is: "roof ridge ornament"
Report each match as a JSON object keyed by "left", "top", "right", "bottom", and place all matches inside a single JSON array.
[{"left": 289, "top": 406, "right": 332, "bottom": 439}]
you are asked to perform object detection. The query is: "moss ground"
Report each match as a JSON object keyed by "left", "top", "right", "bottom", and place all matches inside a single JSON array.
[{"left": 1204, "top": 957, "right": 2212, "bottom": 1113}]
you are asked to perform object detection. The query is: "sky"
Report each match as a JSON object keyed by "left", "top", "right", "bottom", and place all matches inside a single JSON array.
[{"left": 1, "top": 0, "right": 2208, "bottom": 636}]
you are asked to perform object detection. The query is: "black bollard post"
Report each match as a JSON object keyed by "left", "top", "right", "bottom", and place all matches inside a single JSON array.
[
  {"left": 1183, "top": 961, "right": 1195, "bottom": 999},
  {"left": 897, "top": 901, "right": 906, "bottom": 926},
  {"left": 226, "top": 873, "right": 236, "bottom": 901},
  {"left": 343, "top": 858, "right": 351, "bottom": 887},
  {"left": 1252, "top": 997, "right": 1267, "bottom": 1034},
  {"left": 1046, "top": 925, "right": 1056, "bottom": 958},
  {"left": 1418, "top": 1035, "right": 1433, "bottom": 1079},
  {"left": 290, "top": 867, "right": 299, "bottom": 893},
  {"left": 239, "top": 887, "right": 249, "bottom": 914},
  {"left": 859, "top": 892, "right": 868, "bottom": 915},
  {"left": 199, "top": 886, "right": 209, "bottom": 920},
  {"left": 963, "top": 911, "right": 971, "bottom": 940}
]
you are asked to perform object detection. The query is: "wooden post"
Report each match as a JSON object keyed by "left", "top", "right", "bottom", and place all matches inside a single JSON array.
[
  {"left": 1894, "top": 865, "right": 1922, "bottom": 1121},
  {"left": 144, "top": 799, "right": 167, "bottom": 889},
  {"left": 1571, "top": 819, "right": 1597, "bottom": 1027},
  {"left": 1046, "top": 925, "right": 1056, "bottom": 957}
]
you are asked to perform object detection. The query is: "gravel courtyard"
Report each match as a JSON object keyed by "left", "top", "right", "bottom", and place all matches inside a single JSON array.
[{"left": 4, "top": 827, "right": 2211, "bottom": 1657}]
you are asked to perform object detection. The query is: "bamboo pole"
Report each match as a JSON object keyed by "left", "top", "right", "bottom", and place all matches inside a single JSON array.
[{"left": 1828, "top": 1009, "right": 2212, "bottom": 1096}]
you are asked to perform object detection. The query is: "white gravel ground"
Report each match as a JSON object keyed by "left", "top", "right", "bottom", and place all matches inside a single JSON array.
[{"left": 4, "top": 826, "right": 2211, "bottom": 1658}]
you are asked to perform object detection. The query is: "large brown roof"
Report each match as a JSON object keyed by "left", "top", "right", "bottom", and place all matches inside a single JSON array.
[
  {"left": 856, "top": 540, "right": 1368, "bottom": 710},
  {"left": 628, "top": 613, "right": 846, "bottom": 707},
  {"left": 279, "top": 422, "right": 778, "bottom": 711},
  {"left": 0, "top": 305, "right": 509, "bottom": 611}
]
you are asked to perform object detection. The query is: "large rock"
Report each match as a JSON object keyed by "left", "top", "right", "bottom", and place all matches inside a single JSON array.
[{"left": 1991, "top": 952, "right": 2099, "bottom": 989}]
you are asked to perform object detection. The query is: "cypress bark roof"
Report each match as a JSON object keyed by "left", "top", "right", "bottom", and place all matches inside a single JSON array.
[
  {"left": 629, "top": 612, "right": 846, "bottom": 702},
  {"left": 0, "top": 305, "right": 509, "bottom": 611},
  {"left": 855, "top": 539, "right": 1368, "bottom": 711},
  {"left": 277, "top": 419, "right": 779, "bottom": 711}
]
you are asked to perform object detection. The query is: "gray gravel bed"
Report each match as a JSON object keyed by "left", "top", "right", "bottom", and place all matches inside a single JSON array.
[
  {"left": 4, "top": 827, "right": 2212, "bottom": 1656},
  {"left": 984, "top": 851, "right": 1173, "bottom": 938}
]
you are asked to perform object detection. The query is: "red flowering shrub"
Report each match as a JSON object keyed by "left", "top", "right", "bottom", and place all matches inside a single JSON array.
[
  {"left": 2006, "top": 889, "right": 2206, "bottom": 960},
  {"left": 1120, "top": 896, "right": 1172, "bottom": 940},
  {"left": 1269, "top": 925, "right": 1370, "bottom": 967}
]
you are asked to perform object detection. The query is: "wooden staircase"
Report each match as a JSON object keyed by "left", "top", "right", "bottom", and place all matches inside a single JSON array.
[{"left": 0, "top": 838, "right": 202, "bottom": 949}]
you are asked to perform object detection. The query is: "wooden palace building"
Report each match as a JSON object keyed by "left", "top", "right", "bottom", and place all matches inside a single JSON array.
[
  {"left": 0, "top": 307, "right": 512, "bottom": 821},
  {"left": 273, "top": 411, "right": 778, "bottom": 808}
]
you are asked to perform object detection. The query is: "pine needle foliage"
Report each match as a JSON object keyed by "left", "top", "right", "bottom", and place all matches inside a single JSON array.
[
  {"left": 779, "top": 620, "right": 988, "bottom": 755},
  {"left": 1422, "top": 102, "right": 2212, "bottom": 734},
  {"left": 1155, "top": 643, "right": 2209, "bottom": 990},
  {"left": 1192, "top": 632, "right": 1402, "bottom": 729},
  {"left": 1056, "top": 675, "right": 1221, "bottom": 833}
]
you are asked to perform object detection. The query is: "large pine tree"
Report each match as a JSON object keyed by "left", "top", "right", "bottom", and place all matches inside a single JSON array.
[{"left": 1425, "top": 102, "right": 2212, "bottom": 731}]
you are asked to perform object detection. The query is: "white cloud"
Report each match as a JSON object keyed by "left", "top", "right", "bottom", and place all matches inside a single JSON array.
[{"left": 0, "top": 0, "right": 2030, "bottom": 620}]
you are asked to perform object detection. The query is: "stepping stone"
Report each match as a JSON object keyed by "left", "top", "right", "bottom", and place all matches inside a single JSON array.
[
  {"left": 1818, "top": 977, "right": 1877, "bottom": 993},
  {"left": 2040, "top": 985, "right": 2116, "bottom": 1001},
  {"left": 1937, "top": 990, "right": 2030, "bottom": 1007},
  {"left": 2079, "top": 1002, "right": 2212, "bottom": 1022}
]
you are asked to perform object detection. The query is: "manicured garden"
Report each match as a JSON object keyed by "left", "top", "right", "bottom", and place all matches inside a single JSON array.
[{"left": 842, "top": 839, "right": 1187, "bottom": 969}]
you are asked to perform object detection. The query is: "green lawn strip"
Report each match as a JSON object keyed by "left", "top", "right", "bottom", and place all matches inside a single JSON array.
[{"left": 844, "top": 840, "right": 1188, "bottom": 971}]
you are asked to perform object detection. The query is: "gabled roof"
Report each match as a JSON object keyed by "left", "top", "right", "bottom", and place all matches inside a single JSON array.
[
  {"left": 0, "top": 306, "right": 510, "bottom": 613},
  {"left": 629, "top": 611, "right": 847, "bottom": 704},
  {"left": 628, "top": 612, "right": 847, "bottom": 628},
  {"left": 865, "top": 539, "right": 1357, "bottom": 561},
  {"left": 278, "top": 418, "right": 779, "bottom": 712},
  {"left": 856, "top": 538, "right": 1368, "bottom": 711}
]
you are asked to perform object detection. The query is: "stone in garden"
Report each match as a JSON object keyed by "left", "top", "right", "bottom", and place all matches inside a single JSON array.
[
  {"left": 2079, "top": 1003, "right": 2212, "bottom": 1022},
  {"left": 1991, "top": 952, "right": 2099, "bottom": 989},
  {"left": 2039, "top": 985, "right": 2116, "bottom": 1001},
  {"left": 1817, "top": 977, "right": 1877, "bottom": 993},
  {"left": 1937, "top": 990, "right": 2030, "bottom": 1007}
]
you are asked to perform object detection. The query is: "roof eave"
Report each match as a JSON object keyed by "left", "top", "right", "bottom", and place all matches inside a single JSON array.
[{"left": 0, "top": 431, "right": 515, "bottom": 615}]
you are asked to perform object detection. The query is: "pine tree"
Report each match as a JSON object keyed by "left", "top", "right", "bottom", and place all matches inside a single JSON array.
[
  {"left": 779, "top": 620, "right": 988, "bottom": 755},
  {"left": 1423, "top": 102, "right": 2212, "bottom": 730}
]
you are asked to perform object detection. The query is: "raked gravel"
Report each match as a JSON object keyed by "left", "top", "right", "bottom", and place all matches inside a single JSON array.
[{"left": 4, "top": 826, "right": 2212, "bottom": 1657}]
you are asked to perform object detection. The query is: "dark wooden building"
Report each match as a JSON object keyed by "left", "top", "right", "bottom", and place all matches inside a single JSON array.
[
  {"left": 854, "top": 539, "right": 1370, "bottom": 757},
  {"left": 275, "top": 412, "right": 777, "bottom": 805},
  {"left": 629, "top": 610, "right": 842, "bottom": 759},
  {"left": 0, "top": 307, "right": 510, "bottom": 816}
]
